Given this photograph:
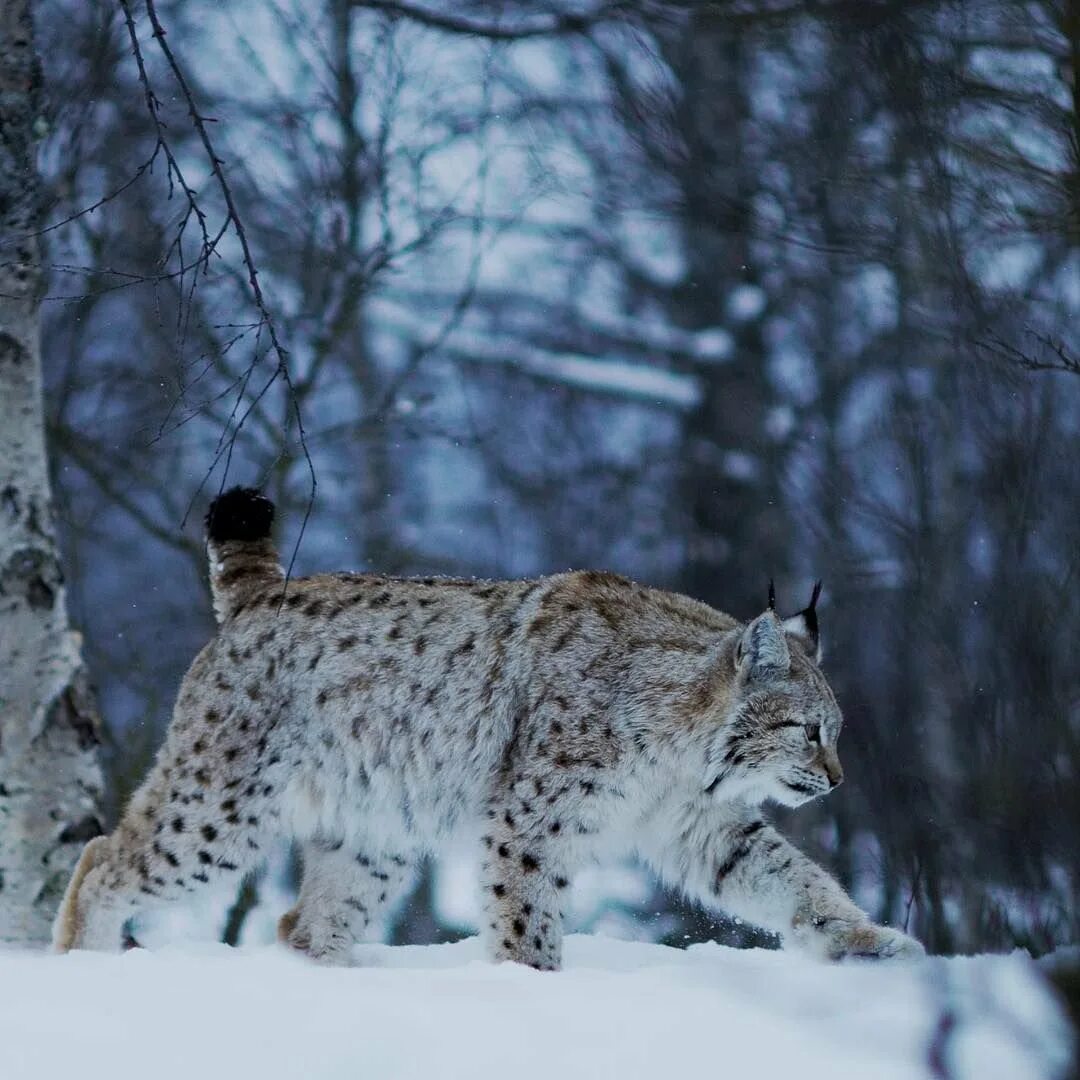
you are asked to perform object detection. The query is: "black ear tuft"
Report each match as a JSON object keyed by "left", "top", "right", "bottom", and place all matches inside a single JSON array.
[
  {"left": 767, "top": 579, "right": 776, "bottom": 612},
  {"left": 206, "top": 487, "right": 275, "bottom": 544},
  {"left": 781, "top": 580, "right": 824, "bottom": 660},
  {"left": 804, "top": 580, "right": 823, "bottom": 645}
]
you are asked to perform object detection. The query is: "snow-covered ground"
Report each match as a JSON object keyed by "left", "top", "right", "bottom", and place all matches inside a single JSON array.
[{"left": 1, "top": 936, "right": 1071, "bottom": 1080}]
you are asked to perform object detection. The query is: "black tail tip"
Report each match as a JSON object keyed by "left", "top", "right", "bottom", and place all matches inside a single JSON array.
[{"left": 206, "top": 487, "right": 275, "bottom": 544}]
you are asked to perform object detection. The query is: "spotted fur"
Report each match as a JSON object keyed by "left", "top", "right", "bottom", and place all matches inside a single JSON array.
[{"left": 53, "top": 489, "right": 923, "bottom": 967}]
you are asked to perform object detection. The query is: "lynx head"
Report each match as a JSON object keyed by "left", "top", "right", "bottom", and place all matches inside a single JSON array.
[{"left": 706, "top": 582, "right": 844, "bottom": 808}]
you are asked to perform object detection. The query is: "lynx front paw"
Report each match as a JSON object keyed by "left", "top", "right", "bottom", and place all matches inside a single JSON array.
[
  {"left": 838, "top": 920, "right": 924, "bottom": 963},
  {"left": 827, "top": 920, "right": 925, "bottom": 962},
  {"left": 793, "top": 914, "right": 925, "bottom": 962}
]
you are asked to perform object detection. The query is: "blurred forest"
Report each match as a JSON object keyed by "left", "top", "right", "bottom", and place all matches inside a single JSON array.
[{"left": 31, "top": 0, "right": 1079, "bottom": 955}]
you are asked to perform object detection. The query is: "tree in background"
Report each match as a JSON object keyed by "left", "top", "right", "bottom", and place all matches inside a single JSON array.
[{"left": 0, "top": 0, "right": 104, "bottom": 945}]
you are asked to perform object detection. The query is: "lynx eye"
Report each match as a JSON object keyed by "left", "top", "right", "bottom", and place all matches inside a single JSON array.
[{"left": 804, "top": 723, "right": 821, "bottom": 744}]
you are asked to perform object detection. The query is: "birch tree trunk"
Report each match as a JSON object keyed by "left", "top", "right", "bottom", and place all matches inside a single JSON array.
[{"left": 0, "top": 0, "right": 105, "bottom": 946}]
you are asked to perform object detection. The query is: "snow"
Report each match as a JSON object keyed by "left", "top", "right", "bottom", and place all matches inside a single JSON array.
[
  {"left": 728, "top": 283, "right": 768, "bottom": 322},
  {"left": 439, "top": 332, "right": 703, "bottom": 410},
  {"left": 692, "top": 326, "right": 735, "bottom": 361},
  {"left": 1, "top": 936, "right": 1071, "bottom": 1080}
]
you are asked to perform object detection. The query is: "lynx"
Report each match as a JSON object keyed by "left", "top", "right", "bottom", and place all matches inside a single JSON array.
[{"left": 54, "top": 488, "right": 923, "bottom": 968}]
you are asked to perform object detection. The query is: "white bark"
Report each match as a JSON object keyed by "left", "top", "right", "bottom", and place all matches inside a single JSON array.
[{"left": 0, "top": 0, "right": 105, "bottom": 945}]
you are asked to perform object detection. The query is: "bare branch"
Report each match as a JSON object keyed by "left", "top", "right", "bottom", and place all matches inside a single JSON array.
[
  {"left": 0, "top": 146, "right": 162, "bottom": 250},
  {"left": 117, "top": 0, "right": 318, "bottom": 578},
  {"left": 977, "top": 329, "right": 1080, "bottom": 376},
  {"left": 350, "top": 0, "right": 626, "bottom": 40}
]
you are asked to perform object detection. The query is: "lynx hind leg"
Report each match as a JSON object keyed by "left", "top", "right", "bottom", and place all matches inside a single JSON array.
[
  {"left": 53, "top": 835, "right": 118, "bottom": 953},
  {"left": 481, "top": 807, "right": 569, "bottom": 971},
  {"left": 278, "top": 843, "right": 417, "bottom": 965},
  {"left": 53, "top": 763, "right": 275, "bottom": 953}
]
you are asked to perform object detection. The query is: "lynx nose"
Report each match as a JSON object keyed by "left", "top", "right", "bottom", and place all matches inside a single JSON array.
[{"left": 827, "top": 767, "right": 844, "bottom": 789}]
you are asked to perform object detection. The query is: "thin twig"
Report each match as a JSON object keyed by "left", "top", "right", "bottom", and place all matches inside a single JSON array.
[
  {"left": 977, "top": 329, "right": 1080, "bottom": 376},
  {"left": 118, "top": 0, "right": 317, "bottom": 581},
  {"left": 0, "top": 145, "right": 162, "bottom": 248}
]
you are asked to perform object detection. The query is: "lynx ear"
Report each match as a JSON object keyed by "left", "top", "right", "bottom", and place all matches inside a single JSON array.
[
  {"left": 735, "top": 611, "right": 791, "bottom": 680},
  {"left": 781, "top": 580, "right": 823, "bottom": 662}
]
